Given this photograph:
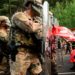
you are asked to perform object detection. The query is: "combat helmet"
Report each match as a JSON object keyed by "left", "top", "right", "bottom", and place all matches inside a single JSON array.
[
  {"left": 24, "top": 0, "right": 44, "bottom": 6},
  {"left": 0, "top": 16, "right": 11, "bottom": 27}
]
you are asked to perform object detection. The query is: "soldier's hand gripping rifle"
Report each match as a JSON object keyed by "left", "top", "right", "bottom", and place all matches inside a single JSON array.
[
  {"left": 32, "top": 0, "right": 51, "bottom": 71},
  {"left": 32, "top": 0, "right": 49, "bottom": 53}
]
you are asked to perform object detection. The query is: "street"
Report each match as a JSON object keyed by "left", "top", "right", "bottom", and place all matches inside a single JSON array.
[{"left": 56, "top": 49, "right": 75, "bottom": 75}]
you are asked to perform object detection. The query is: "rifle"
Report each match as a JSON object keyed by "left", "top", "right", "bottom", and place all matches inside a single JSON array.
[{"left": 32, "top": 1, "right": 51, "bottom": 75}]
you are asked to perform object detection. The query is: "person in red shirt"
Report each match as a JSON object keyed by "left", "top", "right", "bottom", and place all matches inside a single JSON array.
[{"left": 70, "top": 46, "right": 75, "bottom": 70}]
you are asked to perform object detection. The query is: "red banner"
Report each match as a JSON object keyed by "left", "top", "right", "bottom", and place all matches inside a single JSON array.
[
  {"left": 52, "top": 26, "right": 74, "bottom": 38},
  {"left": 68, "top": 36, "right": 75, "bottom": 41}
]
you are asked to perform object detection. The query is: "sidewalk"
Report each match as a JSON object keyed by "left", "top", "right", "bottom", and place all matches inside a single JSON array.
[{"left": 56, "top": 49, "right": 74, "bottom": 75}]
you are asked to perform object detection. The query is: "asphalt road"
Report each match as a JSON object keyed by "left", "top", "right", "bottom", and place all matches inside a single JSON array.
[{"left": 56, "top": 49, "right": 75, "bottom": 75}]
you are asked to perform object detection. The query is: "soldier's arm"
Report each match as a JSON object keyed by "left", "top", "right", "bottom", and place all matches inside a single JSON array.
[
  {"left": 12, "top": 12, "right": 42, "bottom": 33},
  {"left": 11, "top": 12, "right": 33, "bottom": 32}
]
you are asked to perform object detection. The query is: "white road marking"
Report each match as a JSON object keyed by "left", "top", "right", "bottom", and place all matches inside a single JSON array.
[{"left": 58, "top": 72, "right": 75, "bottom": 75}]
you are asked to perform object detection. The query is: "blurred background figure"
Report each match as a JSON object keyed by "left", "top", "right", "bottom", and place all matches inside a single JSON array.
[
  {"left": 57, "top": 38, "right": 61, "bottom": 49},
  {"left": 65, "top": 41, "right": 71, "bottom": 54},
  {"left": 70, "top": 46, "right": 75, "bottom": 70},
  {"left": 61, "top": 41, "right": 66, "bottom": 51}
]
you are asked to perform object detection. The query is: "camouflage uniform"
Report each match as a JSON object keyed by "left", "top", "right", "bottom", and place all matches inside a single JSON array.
[
  {"left": 10, "top": 1, "right": 43, "bottom": 75},
  {"left": 9, "top": 28, "right": 42, "bottom": 75}
]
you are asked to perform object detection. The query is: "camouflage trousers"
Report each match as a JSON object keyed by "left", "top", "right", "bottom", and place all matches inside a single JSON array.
[{"left": 10, "top": 51, "right": 42, "bottom": 75}]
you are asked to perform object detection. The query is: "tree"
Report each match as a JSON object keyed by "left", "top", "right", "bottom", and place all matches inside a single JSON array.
[
  {"left": 48, "top": 0, "right": 73, "bottom": 7},
  {"left": 51, "top": 0, "right": 75, "bottom": 28},
  {"left": 0, "top": 0, "right": 24, "bottom": 17}
]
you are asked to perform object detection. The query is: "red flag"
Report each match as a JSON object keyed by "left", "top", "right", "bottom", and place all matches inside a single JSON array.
[
  {"left": 52, "top": 26, "right": 74, "bottom": 38},
  {"left": 68, "top": 36, "right": 75, "bottom": 41}
]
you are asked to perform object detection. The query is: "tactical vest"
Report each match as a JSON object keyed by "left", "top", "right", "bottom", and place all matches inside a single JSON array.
[{"left": 9, "top": 26, "right": 42, "bottom": 61}]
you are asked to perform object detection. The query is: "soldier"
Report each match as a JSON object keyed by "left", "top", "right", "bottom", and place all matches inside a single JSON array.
[
  {"left": 10, "top": 0, "right": 43, "bottom": 75},
  {"left": 0, "top": 16, "right": 11, "bottom": 75}
]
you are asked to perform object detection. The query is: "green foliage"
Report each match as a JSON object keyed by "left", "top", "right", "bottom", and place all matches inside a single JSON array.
[
  {"left": 48, "top": 0, "right": 73, "bottom": 7},
  {"left": 0, "top": 0, "right": 75, "bottom": 29},
  {"left": 51, "top": 0, "right": 75, "bottom": 28},
  {"left": 0, "top": 0, "right": 24, "bottom": 17}
]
